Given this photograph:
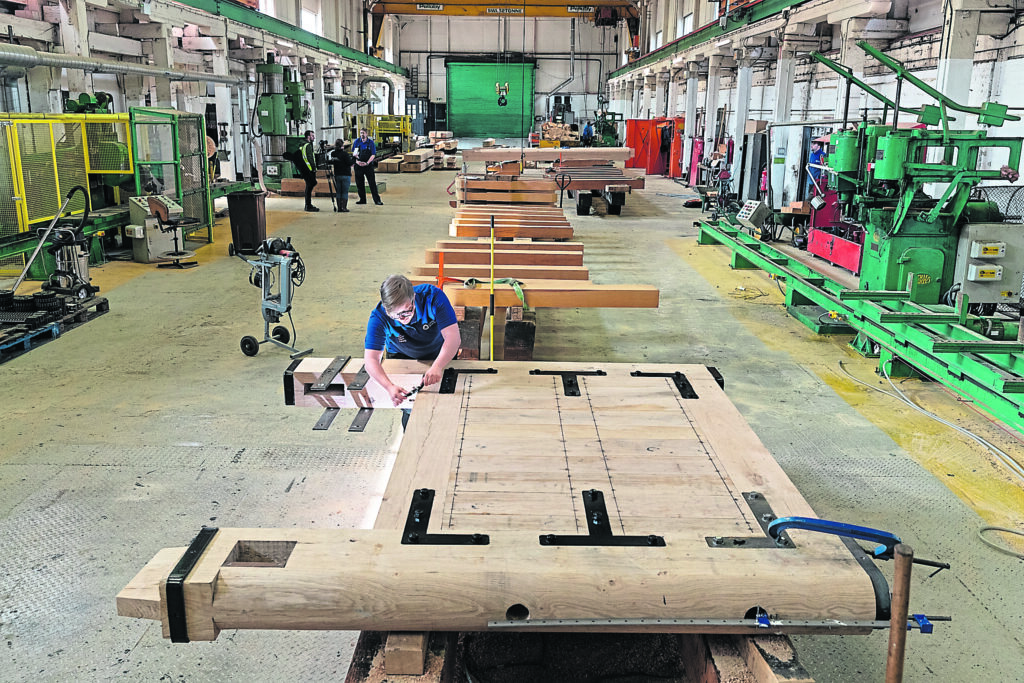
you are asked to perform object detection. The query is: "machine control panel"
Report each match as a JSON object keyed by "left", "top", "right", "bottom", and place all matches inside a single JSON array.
[
  {"left": 737, "top": 200, "right": 770, "bottom": 231},
  {"left": 969, "top": 241, "right": 1006, "bottom": 259},
  {"left": 967, "top": 264, "right": 1003, "bottom": 282}
]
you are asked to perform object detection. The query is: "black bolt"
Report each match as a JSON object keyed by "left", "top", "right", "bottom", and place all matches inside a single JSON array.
[
  {"left": 418, "top": 488, "right": 430, "bottom": 500},
  {"left": 542, "top": 534, "right": 556, "bottom": 545},
  {"left": 471, "top": 533, "right": 486, "bottom": 544},
  {"left": 761, "top": 513, "right": 775, "bottom": 522},
  {"left": 406, "top": 532, "right": 419, "bottom": 543},
  {"left": 712, "top": 536, "right": 724, "bottom": 546},
  {"left": 647, "top": 535, "right": 660, "bottom": 546}
]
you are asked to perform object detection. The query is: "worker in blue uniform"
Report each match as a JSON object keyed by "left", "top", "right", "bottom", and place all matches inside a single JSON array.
[
  {"left": 806, "top": 138, "right": 827, "bottom": 196},
  {"left": 364, "top": 274, "right": 461, "bottom": 423},
  {"left": 351, "top": 128, "right": 384, "bottom": 206}
]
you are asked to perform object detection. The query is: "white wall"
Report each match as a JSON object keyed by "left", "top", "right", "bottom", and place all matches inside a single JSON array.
[{"left": 397, "top": 17, "right": 618, "bottom": 122}]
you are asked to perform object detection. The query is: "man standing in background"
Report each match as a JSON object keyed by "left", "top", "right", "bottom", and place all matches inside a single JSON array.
[{"left": 351, "top": 128, "right": 384, "bottom": 206}]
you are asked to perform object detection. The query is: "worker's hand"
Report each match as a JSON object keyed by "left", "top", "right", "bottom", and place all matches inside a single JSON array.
[
  {"left": 423, "top": 366, "right": 443, "bottom": 387},
  {"left": 386, "top": 383, "right": 409, "bottom": 406}
]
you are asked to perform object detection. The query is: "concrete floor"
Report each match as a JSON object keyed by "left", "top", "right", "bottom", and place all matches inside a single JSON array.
[{"left": 1, "top": 169, "right": 1022, "bottom": 682}]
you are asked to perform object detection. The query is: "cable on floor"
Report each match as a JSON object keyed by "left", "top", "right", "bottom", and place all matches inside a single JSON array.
[{"left": 977, "top": 526, "right": 1024, "bottom": 559}]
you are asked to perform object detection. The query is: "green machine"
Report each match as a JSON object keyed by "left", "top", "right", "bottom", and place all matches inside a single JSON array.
[
  {"left": 696, "top": 41, "right": 1024, "bottom": 434},
  {"left": 811, "top": 41, "right": 1022, "bottom": 306},
  {"left": 255, "top": 54, "right": 311, "bottom": 183}
]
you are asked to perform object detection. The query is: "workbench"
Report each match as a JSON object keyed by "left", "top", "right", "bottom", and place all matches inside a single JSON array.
[{"left": 118, "top": 360, "right": 887, "bottom": 647}]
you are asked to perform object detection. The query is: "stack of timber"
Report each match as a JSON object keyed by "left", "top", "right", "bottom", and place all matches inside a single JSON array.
[
  {"left": 119, "top": 359, "right": 882, "bottom": 683},
  {"left": 401, "top": 148, "right": 434, "bottom": 173},
  {"left": 414, "top": 239, "right": 587, "bottom": 282},
  {"left": 432, "top": 140, "right": 460, "bottom": 170},
  {"left": 540, "top": 121, "right": 579, "bottom": 143},
  {"left": 545, "top": 161, "right": 646, "bottom": 216},
  {"left": 378, "top": 158, "right": 402, "bottom": 173},
  {"left": 462, "top": 146, "right": 633, "bottom": 164},
  {"left": 449, "top": 206, "right": 573, "bottom": 240},
  {"left": 455, "top": 176, "right": 557, "bottom": 206},
  {"left": 428, "top": 130, "right": 453, "bottom": 144},
  {"left": 278, "top": 169, "right": 334, "bottom": 196}
]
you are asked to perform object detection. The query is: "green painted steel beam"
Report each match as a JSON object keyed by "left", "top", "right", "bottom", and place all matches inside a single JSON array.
[
  {"left": 175, "top": 0, "right": 407, "bottom": 77},
  {"left": 697, "top": 217, "right": 1024, "bottom": 434},
  {"left": 610, "top": 0, "right": 804, "bottom": 79}
]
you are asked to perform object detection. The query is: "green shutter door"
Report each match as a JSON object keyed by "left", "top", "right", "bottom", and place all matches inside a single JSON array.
[{"left": 446, "top": 62, "right": 535, "bottom": 138}]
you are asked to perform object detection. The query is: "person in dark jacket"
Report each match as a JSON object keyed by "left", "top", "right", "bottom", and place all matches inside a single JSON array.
[
  {"left": 330, "top": 139, "right": 353, "bottom": 212},
  {"left": 351, "top": 128, "right": 383, "bottom": 206},
  {"left": 298, "top": 130, "right": 319, "bottom": 212}
]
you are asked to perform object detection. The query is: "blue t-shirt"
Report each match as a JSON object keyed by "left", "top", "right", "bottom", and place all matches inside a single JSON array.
[
  {"left": 808, "top": 148, "right": 826, "bottom": 181},
  {"left": 352, "top": 137, "right": 377, "bottom": 163},
  {"left": 365, "top": 284, "right": 458, "bottom": 359}
]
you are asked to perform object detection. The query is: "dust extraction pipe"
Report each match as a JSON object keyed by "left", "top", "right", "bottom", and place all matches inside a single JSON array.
[
  {"left": 359, "top": 76, "right": 394, "bottom": 114},
  {"left": 0, "top": 43, "right": 242, "bottom": 85}
]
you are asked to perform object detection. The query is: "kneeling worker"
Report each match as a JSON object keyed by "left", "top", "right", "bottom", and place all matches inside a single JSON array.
[{"left": 364, "top": 275, "right": 461, "bottom": 416}]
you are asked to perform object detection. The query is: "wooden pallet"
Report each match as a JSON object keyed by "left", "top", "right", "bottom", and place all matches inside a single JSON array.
[{"left": 117, "top": 360, "right": 883, "bottom": 641}]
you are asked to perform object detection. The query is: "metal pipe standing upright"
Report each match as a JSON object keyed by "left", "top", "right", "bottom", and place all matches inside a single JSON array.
[
  {"left": 489, "top": 215, "right": 496, "bottom": 361},
  {"left": 885, "top": 543, "right": 914, "bottom": 683}
]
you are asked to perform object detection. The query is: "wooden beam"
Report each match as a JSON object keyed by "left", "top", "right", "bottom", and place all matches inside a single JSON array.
[
  {"left": 411, "top": 278, "right": 660, "bottom": 308},
  {"left": 425, "top": 248, "right": 583, "bottom": 267},
  {"left": 413, "top": 264, "right": 590, "bottom": 280},
  {"left": 462, "top": 147, "right": 634, "bottom": 162},
  {"left": 384, "top": 632, "right": 428, "bottom": 675},
  {"left": 435, "top": 240, "right": 583, "bottom": 252},
  {"left": 450, "top": 224, "right": 573, "bottom": 240},
  {"left": 458, "top": 179, "right": 558, "bottom": 191}
]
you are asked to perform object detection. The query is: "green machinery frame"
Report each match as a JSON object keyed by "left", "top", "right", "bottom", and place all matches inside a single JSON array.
[
  {"left": 130, "top": 108, "right": 213, "bottom": 242},
  {"left": 697, "top": 221, "right": 1024, "bottom": 433},
  {"left": 696, "top": 42, "right": 1024, "bottom": 434}
]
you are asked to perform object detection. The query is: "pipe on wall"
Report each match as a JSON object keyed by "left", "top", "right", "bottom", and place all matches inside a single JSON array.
[
  {"left": 359, "top": 76, "right": 394, "bottom": 114},
  {"left": 0, "top": 43, "right": 242, "bottom": 84}
]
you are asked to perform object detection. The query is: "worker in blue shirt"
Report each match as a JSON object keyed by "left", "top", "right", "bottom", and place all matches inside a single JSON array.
[
  {"left": 365, "top": 274, "right": 461, "bottom": 410},
  {"left": 582, "top": 120, "right": 594, "bottom": 147},
  {"left": 807, "top": 138, "right": 827, "bottom": 196},
  {"left": 351, "top": 128, "right": 384, "bottom": 206}
]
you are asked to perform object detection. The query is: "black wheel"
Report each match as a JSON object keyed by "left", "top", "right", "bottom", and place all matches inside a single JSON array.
[
  {"left": 73, "top": 284, "right": 90, "bottom": 300},
  {"left": 228, "top": 243, "right": 235, "bottom": 257},
  {"left": 240, "top": 335, "right": 259, "bottom": 356},
  {"left": 272, "top": 325, "right": 290, "bottom": 344}
]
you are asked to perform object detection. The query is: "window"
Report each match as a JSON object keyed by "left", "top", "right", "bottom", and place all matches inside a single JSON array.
[
  {"left": 301, "top": 0, "right": 322, "bottom": 35},
  {"left": 680, "top": 13, "right": 693, "bottom": 36},
  {"left": 259, "top": 0, "right": 275, "bottom": 16}
]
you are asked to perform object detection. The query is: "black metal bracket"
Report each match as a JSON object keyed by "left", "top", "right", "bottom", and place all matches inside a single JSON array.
[
  {"left": 166, "top": 526, "right": 218, "bottom": 643},
  {"left": 402, "top": 489, "right": 489, "bottom": 545},
  {"left": 630, "top": 370, "right": 699, "bottom": 399},
  {"left": 438, "top": 367, "right": 498, "bottom": 394},
  {"left": 313, "top": 407, "right": 340, "bottom": 431},
  {"left": 705, "top": 491, "right": 793, "bottom": 549},
  {"left": 706, "top": 366, "right": 725, "bottom": 389},
  {"left": 311, "top": 355, "right": 350, "bottom": 392},
  {"left": 347, "top": 365, "right": 370, "bottom": 391},
  {"left": 529, "top": 369, "right": 607, "bottom": 396},
  {"left": 539, "top": 490, "right": 665, "bottom": 547},
  {"left": 349, "top": 407, "right": 373, "bottom": 432}
]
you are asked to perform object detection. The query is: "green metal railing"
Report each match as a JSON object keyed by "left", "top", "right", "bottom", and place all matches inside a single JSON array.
[{"left": 697, "top": 218, "right": 1024, "bottom": 434}]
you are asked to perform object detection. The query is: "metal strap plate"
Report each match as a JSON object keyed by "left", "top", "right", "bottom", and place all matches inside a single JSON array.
[
  {"left": 348, "top": 407, "right": 373, "bottom": 432},
  {"left": 311, "top": 355, "right": 350, "bottom": 392},
  {"left": 347, "top": 365, "right": 370, "bottom": 391},
  {"left": 402, "top": 488, "right": 489, "bottom": 545},
  {"left": 630, "top": 370, "right": 698, "bottom": 399},
  {"left": 439, "top": 367, "right": 498, "bottom": 394},
  {"left": 166, "top": 526, "right": 218, "bottom": 643},
  {"left": 529, "top": 369, "right": 607, "bottom": 397},
  {"left": 539, "top": 490, "right": 665, "bottom": 547},
  {"left": 313, "top": 407, "right": 340, "bottom": 431},
  {"left": 705, "top": 491, "right": 792, "bottom": 549}
]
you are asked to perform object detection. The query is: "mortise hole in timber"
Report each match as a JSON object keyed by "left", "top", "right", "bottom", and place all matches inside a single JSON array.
[
  {"left": 222, "top": 540, "right": 296, "bottom": 567},
  {"left": 505, "top": 603, "right": 531, "bottom": 621}
]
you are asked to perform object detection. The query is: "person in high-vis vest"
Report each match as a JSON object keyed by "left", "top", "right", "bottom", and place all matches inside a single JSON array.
[{"left": 299, "top": 130, "right": 319, "bottom": 212}]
